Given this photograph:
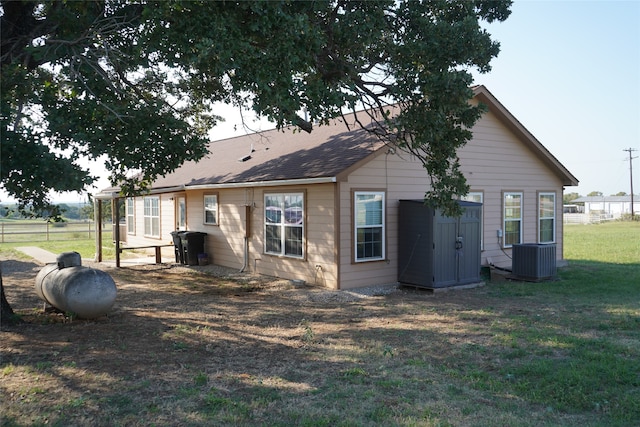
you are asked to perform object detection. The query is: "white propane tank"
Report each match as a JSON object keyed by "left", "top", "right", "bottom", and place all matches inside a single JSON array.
[{"left": 34, "top": 252, "right": 117, "bottom": 319}]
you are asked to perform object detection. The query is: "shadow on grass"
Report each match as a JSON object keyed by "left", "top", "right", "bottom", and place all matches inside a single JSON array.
[{"left": 1, "top": 260, "right": 639, "bottom": 426}]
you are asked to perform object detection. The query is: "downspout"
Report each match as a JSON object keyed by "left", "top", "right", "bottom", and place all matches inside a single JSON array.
[
  {"left": 240, "top": 236, "right": 248, "bottom": 273},
  {"left": 239, "top": 201, "right": 252, "bottom": 273}
]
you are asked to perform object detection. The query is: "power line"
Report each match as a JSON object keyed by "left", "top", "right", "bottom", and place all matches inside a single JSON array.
[{"left": 623, "top": 148, "right": 638, "bottom": 219}]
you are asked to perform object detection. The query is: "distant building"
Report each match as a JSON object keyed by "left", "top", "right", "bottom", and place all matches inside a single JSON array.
[
  {"left": 572, "top": 195, "right": 639, "bottom": 219},
  {"left": 563, "top": 204, "right": 583, "bottom": 214}
]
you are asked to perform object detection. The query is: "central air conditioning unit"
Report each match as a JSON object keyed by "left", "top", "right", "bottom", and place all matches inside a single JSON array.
[{"left": 511, "top": 243, "right": 557, "bottom": 281}]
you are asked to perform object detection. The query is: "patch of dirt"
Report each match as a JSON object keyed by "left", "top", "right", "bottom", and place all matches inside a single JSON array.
[
  {"left": 0, "top": 256, "right": 518, "bottom": 425},
  {"left": 1, "top": 260, "right": 371, "bottom": 343}
]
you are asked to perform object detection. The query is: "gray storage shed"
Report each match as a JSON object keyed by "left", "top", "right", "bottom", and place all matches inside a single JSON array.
[{"left": 398, "top": 200, "right": 482, "bottom": 289}]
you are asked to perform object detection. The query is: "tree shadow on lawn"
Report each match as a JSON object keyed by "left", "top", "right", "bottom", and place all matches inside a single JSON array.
[
  {"left": 1, "top": 260, "right": 638, "bottom": 425},
  {"left": 0, "top": 259, "right": 42, "bottom": 278}
]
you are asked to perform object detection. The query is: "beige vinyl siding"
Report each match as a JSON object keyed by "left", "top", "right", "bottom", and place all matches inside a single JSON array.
[
  {"left": 339, "top": 151, "right": 431, "bottom": 290},
  {"left": 248, "top": 184, "right": 338, "bottom": 288},
  {"left": 181, "top": 188, "right": 245, "bottom": 268},
  {"left": 338, "top": 107, "right": 567, "bottom": 288},
  {"left": 119, "top": 185, "right": 339, "bottom": 286},
  {"left": 458, "top": 109, "right": 565, "bottom": 268},
  {"left": 305, "top": 184, "right": 339, "bottom": 287}
]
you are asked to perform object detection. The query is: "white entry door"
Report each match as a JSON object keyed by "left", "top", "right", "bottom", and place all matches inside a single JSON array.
[{"left": 176, "top": 196, "right": 186, "bottom": 230}]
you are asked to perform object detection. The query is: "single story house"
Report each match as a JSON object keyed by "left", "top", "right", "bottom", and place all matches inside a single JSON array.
[
  {"left": 96, "top": 85, "right": 578, "bottom": 290},
  {"left": 572, "top": 195, "right": 639, "bottom": 219}
]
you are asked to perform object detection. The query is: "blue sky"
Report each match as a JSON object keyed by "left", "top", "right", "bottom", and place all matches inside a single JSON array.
[
  {"left": 216, "top": 0, "right": 640, "bottom": 197},
  {"left": 2, "top": 1, "right": 638, "bottom": 203},
  {"left": 472, "top": 0, "right": 640, "bottom": 196}
]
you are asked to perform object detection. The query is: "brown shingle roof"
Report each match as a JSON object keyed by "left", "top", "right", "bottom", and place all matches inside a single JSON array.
[
  {"left": 97, "top": 85, "right": 578, "bottom": 197},
  {"left": 151, "top": 114, "right": 386, "bottom": 190}
]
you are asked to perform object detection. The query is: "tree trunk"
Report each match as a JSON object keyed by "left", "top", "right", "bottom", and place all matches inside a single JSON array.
[{"left": 1, "top": 265, "right": 22, "bottom": 326}]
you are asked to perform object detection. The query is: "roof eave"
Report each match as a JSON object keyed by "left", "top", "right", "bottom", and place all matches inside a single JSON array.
[
  {"left": 94, "top": 178, "right": 339, "bottom": 199},
  {"left": 94, "top": 185, "right": 186, "bottom": 200},
  {"left": 185, "top": 176, "right": 337, "bottom": 191}
]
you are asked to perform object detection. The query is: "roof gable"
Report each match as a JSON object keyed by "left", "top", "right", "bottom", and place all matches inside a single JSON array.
[{"left": 472, "top": 86, "right": 578, "bottom": 187}]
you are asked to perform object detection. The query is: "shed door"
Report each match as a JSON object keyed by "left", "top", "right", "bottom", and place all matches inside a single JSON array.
[
  {"left": 434, "top": 215, "right": 458, "bottom": 287},
  {"left": 434, "top": 205, "right": 481, "bottom": 287},
  {"left": 457, "top": 206, "right": 481, "bottom": 284}
]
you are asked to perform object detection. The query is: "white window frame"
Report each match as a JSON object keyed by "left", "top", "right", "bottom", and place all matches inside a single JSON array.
[
  {"left": 126, "top": 197, "right": 135, "bottom": 235},
  {"left": 143, "top": 196, "right": 160, "bottom": 238},
  {"left": 538, "top": 192, "right": 556, "bottom": 243},
  {"left": 503, "top": 192, "right": 522, "bottom": 248},
  {"left": 354, "top": 191, "right": 386, "bottom": 262},
  {"left": 264, "top": 192, "right": 304, "bottom": 258},
  {"left": 204, "top": 194, "right": 218, "bottom": 225},
  {"left": 461, "top": 191, "right": 483, "bottom": 249}
]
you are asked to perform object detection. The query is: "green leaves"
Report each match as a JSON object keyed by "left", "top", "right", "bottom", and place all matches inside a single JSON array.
[{"left": 1, "top": 0, "right": 511, "bottom": 215}]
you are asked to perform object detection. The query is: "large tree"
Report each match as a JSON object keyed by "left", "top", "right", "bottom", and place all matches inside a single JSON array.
[{"left": 1, "top": 0, "right": 511, "bottom": 324}]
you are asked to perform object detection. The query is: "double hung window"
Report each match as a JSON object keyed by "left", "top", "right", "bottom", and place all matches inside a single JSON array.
[
  {"left": 503, "top": 192, "right": 522, "bottom": 247},
  {"left": 126, "top": 197, "right": 135, "bottom": 234},
  {"left": 204, "top": 194, "right": 218, "bottom": 225},
  {"left": 264, "top": 193, "right": 304, "bottom": 258},
  {"left": 354, "top": 191, "right": 385, "bottom": 262},
  {"left": 539, "top": 193, "right": 556, "bottom": 243},
  {"left": 143, "top": 196, "right": 160, "bottom": 238}
]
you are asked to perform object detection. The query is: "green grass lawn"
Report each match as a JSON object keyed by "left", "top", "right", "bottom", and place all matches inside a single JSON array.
[
  {"left": 564, "top": 221, "right": 640, "bottom": 264},
  {"left": 481, "top": 221, "right": 640, "bottom": 424},
  {"left": 0, "top": 231, "right": 116, "bottom": 259},
  {"left": 1, "top": 220, "right": 639, "bottom": 426}
]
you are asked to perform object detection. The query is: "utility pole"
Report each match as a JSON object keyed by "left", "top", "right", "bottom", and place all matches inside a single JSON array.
[{"left": 623, "top": 148, "right": 637, "bottom": 219}]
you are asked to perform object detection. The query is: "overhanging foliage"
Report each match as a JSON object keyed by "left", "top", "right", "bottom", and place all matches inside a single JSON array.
[{"left": 1, "top": 0, "right": 511, "bottom": 217}]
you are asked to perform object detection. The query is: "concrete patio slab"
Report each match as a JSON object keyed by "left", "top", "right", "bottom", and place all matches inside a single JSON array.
[{"left": 16, "top": 247, "right": 59, "bottom": 264}]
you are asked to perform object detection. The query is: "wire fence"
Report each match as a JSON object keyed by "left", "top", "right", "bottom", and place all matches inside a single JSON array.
[
  {"left": 0, "top": 221, "right": 102, "bottom": 243},
  {"left": 563, "top": 213, "right": 616, "bottom": 224}
]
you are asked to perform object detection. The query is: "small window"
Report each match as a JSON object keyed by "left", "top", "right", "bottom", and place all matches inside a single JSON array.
[
  {"left": 503, "top": 192, "right": 522, "bottom": 247},
  {"left": 539, "top": 192, "right": 556, "bottom": 243},
  {"left": 126, "top": 197, "right": 135, "bottom": 235},
  {"left": 143, "top": 196, "right": 160, "bottom": 238},
  {"left": 264, "top": 193, "right": 304, "bottom": 258},
  {"left": 354, "top": 191, "right": 385, "bottom": 262},
  {"left": 204, "top": 194, "right": 218, "bottom": 225},
  {"left": 461, "top": 191, "right": 483, "bottom": 249}
]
